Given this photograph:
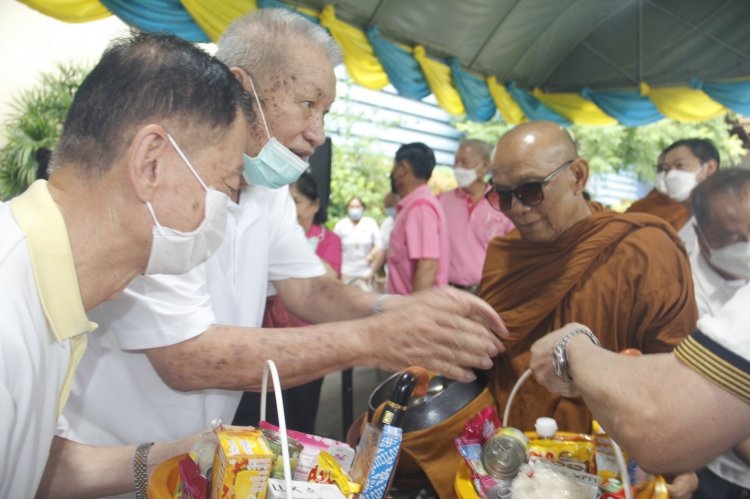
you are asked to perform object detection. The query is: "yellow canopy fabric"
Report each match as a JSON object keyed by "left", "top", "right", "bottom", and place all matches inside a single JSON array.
[
  {"left": 533, "top": 88, "right": 617, "bottom": 126},
  {"left": 19, "top": 0, "right": 110, "bottom": 23},
  {"left": 180, "top": 0, "right": 256, "bottom": 41},
  {"left": 641, "top": 83, "right": 728, "bottom": 123},
  {"left": 319, "top": 5, "right": 388, "bottom": 90},
  {"left": 413, "top": 45, "right": 465, "bottom": 116},
  {"left": 487, "top": 77, "right": 526, "bottom": 125}
]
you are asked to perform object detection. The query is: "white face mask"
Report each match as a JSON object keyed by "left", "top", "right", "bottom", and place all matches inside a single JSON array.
[
  {"left": 655, "top": 168, "right": 702, "bottom": 202},
  {"left": 453, "top": 166, "right": 478, "bottom": 188},
  {"left": 144, "top": 134, "right": 229, "bottom": 275},
  {"left": 696, "top": 223, "right": 750, "bottom": 280},
  {"left": 707, "top": 241, "right": 750, "bottom": 280},
  {"left": 242, "top": 75, "right": 309, "bottom": 189}
]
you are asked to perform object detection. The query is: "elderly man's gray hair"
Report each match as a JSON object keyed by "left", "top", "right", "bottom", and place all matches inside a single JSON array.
[
  {"left": 691, "top": 168, "right": 750, "bottom": 229},
  {"left": 216, "top": 8, "right": 342, "bottom": 79},
  {"left": 460, "top": 139, "right": 492, "bottom": 160}
]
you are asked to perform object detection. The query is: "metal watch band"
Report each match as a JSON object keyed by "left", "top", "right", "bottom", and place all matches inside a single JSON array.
[
  {"left": 553, "top": 327, "right": 601, "bottom": 382},
  {"left": 133, "top": 442, "right": 154, "bottom": 499}
]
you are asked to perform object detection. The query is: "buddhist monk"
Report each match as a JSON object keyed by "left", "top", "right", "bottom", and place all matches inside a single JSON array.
[
  {"left": 480, "top": 121, "right": 698, "bottom": 435},
  {"left": 390, "top": 122, "right": 699, "bottom": 499}
]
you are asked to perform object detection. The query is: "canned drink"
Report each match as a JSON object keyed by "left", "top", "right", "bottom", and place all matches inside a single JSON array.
[
  {"left": 482, "top": 426, "right": 530, "bottom": 480},
  {"left": 261, "top": 428, "right": 304, "bottom": 479}
]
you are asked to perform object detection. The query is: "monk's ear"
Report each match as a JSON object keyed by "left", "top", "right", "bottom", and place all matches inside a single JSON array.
[
  {"left": 570, "top": 158, "right": 589, "bottom": 196},
  {"left": 230, "top": 66, "right": 252, "bottom": 93},
  {"left": 126, "top": 124, "right": 170, "bottom": 203}
]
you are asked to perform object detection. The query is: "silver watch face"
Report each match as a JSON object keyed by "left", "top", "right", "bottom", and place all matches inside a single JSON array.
[{"left": 552, "top": 345, "right": 566, "bottom": 380}]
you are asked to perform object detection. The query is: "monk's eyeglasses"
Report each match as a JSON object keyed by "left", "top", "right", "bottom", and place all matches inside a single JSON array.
[{"left": 485, "top": 159, "right": 576, "bottom": 212}]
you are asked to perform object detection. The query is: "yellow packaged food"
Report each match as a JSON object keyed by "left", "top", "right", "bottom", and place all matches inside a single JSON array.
[
  {"left": 212, "top": 428, "right": 273, "bottom": 499},
  {"left": 524, "top": 430, "right": 596, "bottom": 474}
]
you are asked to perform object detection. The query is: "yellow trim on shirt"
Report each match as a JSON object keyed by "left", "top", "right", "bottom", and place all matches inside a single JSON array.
[
  {"left": 11, "top": 180, "right": 97, "bottom": 415},
  {"left": 674, "top": 335, "right": 750, "bottom": 405}
]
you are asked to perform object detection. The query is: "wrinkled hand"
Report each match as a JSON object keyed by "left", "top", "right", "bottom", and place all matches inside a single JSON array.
[
  {"left": 372, "top": 287, "right": 508, "bottom": 382},
  {"left": 529, "top": 323, "right": 586, "bottom": 398},
  {"left": 665, "top": 471, "right": 698, "bottom": 499}
]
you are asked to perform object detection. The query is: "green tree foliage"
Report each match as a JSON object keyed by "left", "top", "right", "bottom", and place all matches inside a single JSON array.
[
  {"left": 326, "top": 79, "right": 396, "bottom": 226},
  {"left": 455, "top": 115, "right": 746, "bottom": 182},
  {"left": 0, "top": 63, "right": 89, "bottom": 199}
]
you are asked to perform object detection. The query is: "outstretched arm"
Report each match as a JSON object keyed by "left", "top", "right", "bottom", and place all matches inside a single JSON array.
[
  {"left": 148, "top": 286, "right": 508, "bottom": 390},
  {"left": 36, "top": 434, "right": 199, "bottom": 499},
  {"left": 529, "top": 323, "right": 750, "bottom": 473}
]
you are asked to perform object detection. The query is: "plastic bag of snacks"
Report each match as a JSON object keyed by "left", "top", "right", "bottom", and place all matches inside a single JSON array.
[{"left": 149, "top": 360, "right": 361, "bottom": 499}]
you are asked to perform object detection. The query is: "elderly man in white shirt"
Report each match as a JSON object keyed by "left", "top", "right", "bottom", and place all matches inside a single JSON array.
[
  {"left": 57, "top": 11, "right": 508, "bottom": 497},
  {"left": 1, "top": 32, "right": 249, "bottom": 498},
  {"left": 683, "top": 168, "right": 750, "bottom": 498}
]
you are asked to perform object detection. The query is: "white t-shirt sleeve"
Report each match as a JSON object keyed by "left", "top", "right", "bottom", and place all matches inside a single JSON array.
[
  {"left": 265, "top": 186, "right": 325, "bottom": 281},
  {"left": 87, "top": 264, "right": 216, "bottom": 351}
]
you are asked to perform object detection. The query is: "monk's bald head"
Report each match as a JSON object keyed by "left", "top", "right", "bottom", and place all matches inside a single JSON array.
[
  {"left": 495, "top": 121, "right": 577, "bottom": 166},
  {"left": 490, "top": 121, "right": 590, "bottom": 243}
]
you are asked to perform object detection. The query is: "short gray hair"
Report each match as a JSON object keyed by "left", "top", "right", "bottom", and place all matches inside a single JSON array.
[
  {"left": 216, "top": 8, "right": 341, "bottom": 81},
  {"left": 460, "top": 139, "right": 492, "bottom": 160}
]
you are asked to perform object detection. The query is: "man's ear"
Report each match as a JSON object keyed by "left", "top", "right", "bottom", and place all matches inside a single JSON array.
[
  {"left": 704, "top": 159, "right": 719, "bottom": 178},
  {"left": 571, "top": 158, "right": 590, "bottom": 195},
  {"left": 126, "top": 124, "right": 170, "bottom": 203},
  {"left": 230, "top": 66, "right": 252, "bottom": 93}
]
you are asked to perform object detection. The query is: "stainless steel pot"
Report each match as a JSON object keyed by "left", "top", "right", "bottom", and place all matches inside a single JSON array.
[{"left": 367, "top": 370, "right": 487, "bottom": 433}]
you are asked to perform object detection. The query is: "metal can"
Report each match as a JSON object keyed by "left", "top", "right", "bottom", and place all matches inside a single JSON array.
[
  {"left": 482, "top": 426, "right": 530, "bottom": 480},
  {"left": 261, "top": 428, "right": 304, "bottom": 479}
]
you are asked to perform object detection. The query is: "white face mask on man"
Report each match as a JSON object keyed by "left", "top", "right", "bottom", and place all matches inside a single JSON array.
[
  {"left": 143, "top": 133, "right": 229, "bottom": 275},
  {"left": 654, "top": 166, "right": 704, "bottom": 202},
  {"left": 453, "top": 166, "right": 479, "bottom": 188},
  {"left": 695, "top": 223, "right": 750, "bottom": 280}
]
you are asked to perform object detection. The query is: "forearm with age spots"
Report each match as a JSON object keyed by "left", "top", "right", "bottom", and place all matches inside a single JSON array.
[
  {"left": 275, "top": 275, "right": 383, "bottom": 323},
  {"left": 146, "top": 322, "right": 371, "bottom": 392}
]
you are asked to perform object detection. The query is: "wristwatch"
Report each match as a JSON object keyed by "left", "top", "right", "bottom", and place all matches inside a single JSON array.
[
  {"left": 552, "top": 327, "right": 601, "bottom": 382},
  {"left": 133, "top": 442, "right": 154, "bottom": 499}
]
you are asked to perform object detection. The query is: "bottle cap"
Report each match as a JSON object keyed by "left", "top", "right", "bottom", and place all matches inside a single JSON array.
[{"left": 535, "top": 417, "right": 557, "bottom": 438}]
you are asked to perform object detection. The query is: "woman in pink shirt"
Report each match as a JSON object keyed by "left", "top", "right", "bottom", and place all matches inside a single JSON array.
[{"left": 291, "top": 172, "right": 342, "bottom": 277}]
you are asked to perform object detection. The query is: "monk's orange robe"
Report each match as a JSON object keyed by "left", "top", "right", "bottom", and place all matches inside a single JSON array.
[
  {"left": 480, "top": 208, "right": 697, "bottom": 435},
  {"left": 395, "top": 208, "right": 697, "bottom": 499},
  {"left": 626, "top": 188, "right": 692, "bottom": 231}
]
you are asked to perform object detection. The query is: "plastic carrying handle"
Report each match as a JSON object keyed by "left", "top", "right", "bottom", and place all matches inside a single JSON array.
[
  {"left": 504, "top": 368, "right": 632, "bottom": 499},
  {"left": 260, "top": 359, "right": 293, "bottom": 499}
]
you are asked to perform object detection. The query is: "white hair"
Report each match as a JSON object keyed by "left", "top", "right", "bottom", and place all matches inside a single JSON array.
[{"left": 215, "top": 8, "right": 341, "bottom": 81}]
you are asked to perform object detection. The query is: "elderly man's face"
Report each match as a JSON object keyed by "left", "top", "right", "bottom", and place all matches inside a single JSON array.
[
  {"left": 490, "top": 147, "right": 580, "bottom": 243},
  {"left": 250, "top": 42, "right": 336, "bottom": 161},
  {"left": 153, "top": 112, "right": 247, "bottom": 233},
  {"left": 699, "top": 187, "right": 750, "bottom": 251}
]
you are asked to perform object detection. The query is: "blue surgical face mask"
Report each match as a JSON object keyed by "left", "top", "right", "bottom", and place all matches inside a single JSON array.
[
  {"left": 348, "top": 207, "right": 364, "bottom": 221},
  {"left": 385, "top": 207, "right": 397, "bottom": 218},
  {"left": 243, "top": 76, "right": 308, "bottom": 189}
]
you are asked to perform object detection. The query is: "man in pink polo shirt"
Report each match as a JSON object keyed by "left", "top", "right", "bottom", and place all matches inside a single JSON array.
[
  {"left": 387, "top": 142, "right": 450, "bottom": 295},
  {"left": 440, "top": 140, "right": 514, "bottom": 293}
]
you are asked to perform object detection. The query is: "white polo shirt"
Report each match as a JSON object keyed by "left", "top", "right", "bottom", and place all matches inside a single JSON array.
[
  {"left": 334, "top": 216, "right": 382, "bottom": 278},
  {"left": 58, "top": 184, "right": 325, "bottom": 446},
  {"left": 1, "top": 181, "right": 96, "bottom": 498}
]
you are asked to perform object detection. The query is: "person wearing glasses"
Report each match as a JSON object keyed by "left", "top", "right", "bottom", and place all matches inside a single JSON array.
[
  {"left": 478, "top": 120, "right": 697, "bottom": 433},
  {"left": 438, "top": 140, "right": 514, "bottom": 295},
  {"left": 387, "top": 142, "right": 450, "bottom": 295}
]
